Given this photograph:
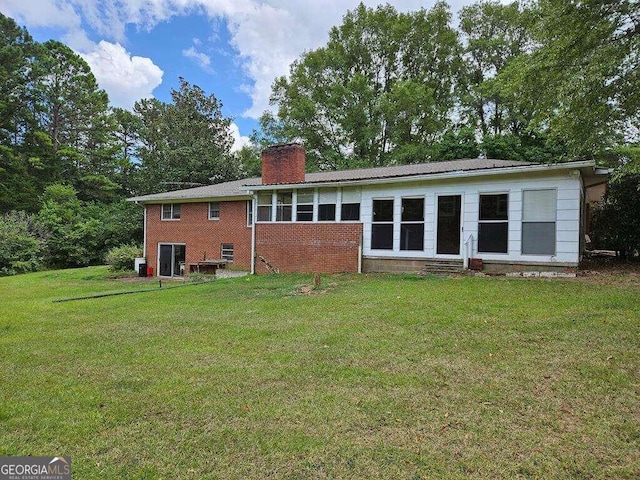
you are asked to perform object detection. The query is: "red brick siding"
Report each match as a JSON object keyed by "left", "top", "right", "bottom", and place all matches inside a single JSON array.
[
  {"left": 145, "top": 201, "right": 252, "bottom": 275},
  {"left": 261, "top": 144, "right": 306, "bottom": 185},
  {"left": 255, "top": 223, "right": 362, "bottom": 274}
]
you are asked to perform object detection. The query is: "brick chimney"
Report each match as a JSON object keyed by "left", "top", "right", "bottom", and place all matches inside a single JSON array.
[{"left": 261, "top": 143, "right": 306, "bottom": 185}]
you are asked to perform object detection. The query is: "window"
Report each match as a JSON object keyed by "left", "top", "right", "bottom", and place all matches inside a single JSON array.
[
  {"left": 401, "top": 197, "right": 424, "bottom": 251},
  {"left": 296, "top": 189, "right": 314, "bottom": 221},
  {"left": 162, "top": 203, "right": 181, "bottom": 220},
  {"left": 318, "top": 189, "right": 336, "bottom": 221},
  {"left": 208, "top": 202, "right": 220, "bottom": 220},
  {"left": 371, "top": 199, "right": 394, "bottom": 249},
  {"left": 276, "top": 192, "right": 292, "bottom": 221},
  {"left": 522, "top": 189, "right": 556, "bottom": 255},
  {"left": 221, "top": 243, "right": 234, "bottom": 261},
  {"left": 247, "top": 200, "right": 253, "bottom": 226},
  {"left": 478, "top": 194, "right": 508, "bottom": 253},
  {"left": 257, "top": 194, "right": 272, "bottom": 222},
  {"left": 341, "top": 188, "right": 361, "bottom": 221}
]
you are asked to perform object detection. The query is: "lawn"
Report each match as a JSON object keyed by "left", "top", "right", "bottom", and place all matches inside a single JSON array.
[{"left": 0, "top": 267, "right": 638, "bottom": 479}]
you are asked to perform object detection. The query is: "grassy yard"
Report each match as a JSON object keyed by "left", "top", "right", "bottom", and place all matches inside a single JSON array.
[{"left": 0, "top": 267, "right": 638, "bottom": 479}]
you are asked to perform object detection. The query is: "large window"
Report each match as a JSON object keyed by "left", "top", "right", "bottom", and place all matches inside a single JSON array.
[
  {"left": 296, "top": 189, "right": 314, "bottom": 221},
  {"left": 208, "top": 202, "right": 220, "bottom": 220},
  {"left": 371, "top": 199, "right": 394, "bottom": 250},
  {"left": 162, "top": 203, "right": 181, "bottom": 220},
  {"left": 276, "top": 192, "right": 292, "bottom": 221},
  {"left": 257, "top": 194, "right": 272, "bottom": 222},
  {"left": 401, "top": 197, "right": 424, "bottom": 251},
  {"left": 478, "top": 194, "right": 508, "bottom": 253},
  {"left": 522, "top": 189, "right": 556, "bottom": 255},
  {"left": 318, "top": 189, "right": 336, "bottom": 221},
  {"left": 341, "top": 188, "right": 361, "bottom": 221}
]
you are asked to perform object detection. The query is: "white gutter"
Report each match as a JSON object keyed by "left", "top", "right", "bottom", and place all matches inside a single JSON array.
[{"left": 242, "top": 160, "right": 599, "bottom": 193}]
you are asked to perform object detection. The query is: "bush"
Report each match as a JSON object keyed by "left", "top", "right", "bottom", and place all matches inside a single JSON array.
[
  {"left": 0, "top": 211, "right": 48, "bottom": 276},
  {"left": 105, "top": 244, "right": 142, "bottom": 272}
]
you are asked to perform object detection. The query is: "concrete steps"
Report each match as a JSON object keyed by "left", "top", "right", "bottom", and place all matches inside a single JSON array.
[{"left": 421, "top": 259, "right": 465, "bottom": 276}]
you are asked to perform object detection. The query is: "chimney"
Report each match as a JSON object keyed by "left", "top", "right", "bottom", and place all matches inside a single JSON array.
[{"left": 261, "top": 143, "right": 306, "bottom": 185}]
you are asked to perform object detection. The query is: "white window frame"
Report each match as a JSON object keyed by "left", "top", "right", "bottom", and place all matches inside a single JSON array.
[
  {"left": 295, "top": 189, "right": 314, "bottom": 222},
  {"left": 247, "top": 200, "right": 253, "bottom": 226},
  {"left": 276, "top": 192, "right": 293, "bottom": 222},
  {"left": 257, "top": 193, "right": 273, "bottom": 222},
  {"left": 522, "top": 189, "right": 557, "bottom": 255},
  {"left": 400, "top": 196, "right": 425, "bottom": 251},
  {"left": 161, "top": 203, "right": 181, "bottom": 221},
  {"left": 477, "top": 192, "right": 509, "bottom": 254},
  {"left": 208, "top": 202, "right": 220, "bottom": 220},
  {"left": 371, "top": 197, "right": 395, "bottom": 250},
  {"left": 318, "top": 189, "right": 337, "bottom": 222}
]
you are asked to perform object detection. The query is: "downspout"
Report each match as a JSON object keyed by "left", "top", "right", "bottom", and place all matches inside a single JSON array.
[
  {"left": 358, "top": 232, "right": 363, "bottom": 274},
  {"left": 136, "top": 201, "right": 147, "bottom": 258},
  {"left": 250, "top": 194, "right": 257, "bottom": 275}
]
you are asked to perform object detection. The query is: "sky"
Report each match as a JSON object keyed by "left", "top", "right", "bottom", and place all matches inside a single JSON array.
[{"left": 3, "top": 0, "right": 497, "bottom": 151}]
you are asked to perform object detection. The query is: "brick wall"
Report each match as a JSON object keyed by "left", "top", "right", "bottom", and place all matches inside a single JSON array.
[
  {"left": 145, "top": 201, "right": 252, "bottom": 275},
  {"left": 262, "top": 143, "right": 306, "bottom": 185},
  {"left": 255, "top": 223, "right": 362, "bottom": 274}
]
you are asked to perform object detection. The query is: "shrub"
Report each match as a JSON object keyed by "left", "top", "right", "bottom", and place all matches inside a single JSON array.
[
  {"left": 105, "top": 244, "right": 143, "bottom": 272},
  {"left": 0, "top": 211, "right": 48, "bottom": 276}
]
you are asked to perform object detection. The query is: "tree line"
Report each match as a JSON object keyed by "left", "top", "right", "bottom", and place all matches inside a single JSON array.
[
  {"left": 0, "top": 13, "right": 247, "bottom": 273},
  {"left": 1, "top": 1, "right": 639, "bottom": 274}
]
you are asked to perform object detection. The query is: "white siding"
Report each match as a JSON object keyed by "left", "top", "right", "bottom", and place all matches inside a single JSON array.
[{"left": 361, "top": 171, "right": 583, "bottom": 264}]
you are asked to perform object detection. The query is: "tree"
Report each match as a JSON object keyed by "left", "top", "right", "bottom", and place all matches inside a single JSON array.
[
  {"left": 458, "top": 1, "right": 534, "bottom": 138},
  {"left": 0, "top": 14, "right": 42, "bottom": 212},
  {"left": 497, "top": 0, "right": 640, "bottom": 157},
  {"left": 37, "top": 184, "right": 104, "bottom": 268},
  {"left": 111, "top": 107, "right": 142, "bottom": 196},
  {"left": 590, "top": 147, "right": 640, "bottom": 257},
  {"left": 0, "top": 211, "right": 48, "bottom": 275},
  {"left": 135, "top": 78, "right": 238, "bottom": 194},
  {"left": 33, "top": 41, "right": 112, "bottom": 186},
  {"left": 270, "top": 2, "right": 462, "bottom": 170}
]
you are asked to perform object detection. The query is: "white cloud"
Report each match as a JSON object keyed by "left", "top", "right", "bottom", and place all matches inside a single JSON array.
[
  {"left": 80, "top": 41, "right": 164, "bottom": 109},
  {"left": 4, "top": 0, "right": 504, "bottom": 119},
  {"left": 229, "top": 122, "right": 252, "bottom": 152},
  {"left": 2, "top": 0, "right": 81, "bottom": 29},
  {"left": 183, "top": 46, "right": 214, "bottom": 74}
]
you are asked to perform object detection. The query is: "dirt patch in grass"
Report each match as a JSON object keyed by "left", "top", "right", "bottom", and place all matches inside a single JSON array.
[{"left": 578, "top": 257, "right": 640, "bottom": 285}]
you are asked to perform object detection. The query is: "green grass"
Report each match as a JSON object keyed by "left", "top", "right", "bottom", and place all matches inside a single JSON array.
[{"left": 1, "top": 267, "right": 638, "bottom": 479}]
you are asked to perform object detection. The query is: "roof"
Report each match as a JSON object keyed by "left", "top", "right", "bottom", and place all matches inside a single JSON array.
[
  {"left": 128, "top": 158, "right": 599, "bottom": 204},
  {"left": 128, "top": 177, "right": 260, "bottom": 203},
  {"left": 269, "top": 158, "right": 535, "bottom": 185}
]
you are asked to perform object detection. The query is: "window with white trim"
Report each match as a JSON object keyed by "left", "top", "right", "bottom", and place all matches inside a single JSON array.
[
  {"left": 341, "top": 188, "right": 361, "bottom": 221},
  {"left": 276, "top": 192, "right": 292, "bottom": 221},
  {"left": 221, "top": 243, "right": 234, "bottom": 261},
  {"left": 401, "top": 197, "right": 424, "bottom": 251},
  {"left": 257, "top": 194, "right": 272, "bottom": 222},
  {"left": 371, "top": 199, "right": 394, "bottom": 249},
  {"left": 296, "top": 189, "right": 314, "bottom": 221},
  {"left": 247, "top": 200, "right": 253, "bottom": 226},
  {"left": 522, "top": 189, "right": 556, "bottom": 255},
  {"left": 478, "top": 194, "right": 508, "bottom": 253},
  {"left": 208, "top": 202, "right": 220, "bottom": 220},
  {"left": 162, "top": 203, "right": 181, "bottom": 220},
  {"left": 318, "top": 189, "right": 337, "bottom": 221}
]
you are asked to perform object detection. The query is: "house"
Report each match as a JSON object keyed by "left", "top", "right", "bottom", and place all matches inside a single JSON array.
[{"left": 128, "top": 143, "right": 609, "bottom": 276}]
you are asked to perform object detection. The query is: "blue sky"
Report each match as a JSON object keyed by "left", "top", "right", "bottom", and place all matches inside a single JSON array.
[{"left": 4, "top": 0, "right": 488, "bottom": 150}]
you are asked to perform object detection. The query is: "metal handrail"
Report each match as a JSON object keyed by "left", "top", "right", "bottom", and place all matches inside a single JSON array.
[{"left": 463, "top": 234, "right": 474, "bottom": 269}]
